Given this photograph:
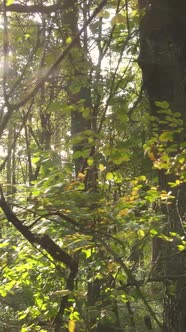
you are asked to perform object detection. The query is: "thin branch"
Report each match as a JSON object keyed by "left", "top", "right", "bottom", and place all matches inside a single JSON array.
[
  {"left": 0, "top": 0, "right": 108, "bottom": 140},
  {"left": 2, "top": 0, "right": 9, "bottom": 105},
  {"left": 0, "top": 105, "right": 33, "bottom": 172},
  {"left": 0, "top": 3, "right": 62, "bottom": 14},
  {"left": 0, "top": 187, "right": 77, "bottom": 271},
  {"left": 125, "top": 0, "right": 130, "bottom": 34},
  {"left": 99, "top": 238, "right": 163, "bottom": 328},
  {"left": 0, "top": 187, "right": 79, "bottom": 331},
  {"left": 127, "top": 84, "right": 143, "bottom": 120},
  {"left": 8, "top": 0, "right": 108, "bottom": 111}
]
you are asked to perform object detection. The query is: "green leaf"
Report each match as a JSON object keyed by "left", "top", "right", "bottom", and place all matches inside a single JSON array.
[
  {"left": 6, "top": 0, "right": 14, "bottom": 5},
  {"left": 150, "top": 229, "right": 158, "bottom": 236},
  {"left": 20, "top": 328, "right": 28, "bottom": 332},
  {"left": 137, "top": 229, "right": 145, "bottom": 238},
  {"left": 178, "top": 245, "right": 185, "bottom": 251},
  {"left": 66, "top": 36, "right": 72, "bottom": 44},
  {"left": 106, "top": 172, "right": 113, "bottom": 181},
  {"left": 138, "top": 175, "right": 146, "bottom": 181},
  {"left": 18, "top": 312, "right": 28, "bottom": 320},
  {"left": 82, "top": 248, "right": 92, "bottom": 258},
  {"left": 87, "top": 158, "right": 94, "bottom": 166},
  {"left": 155, "top": 101, "right": 169, "bottom": 109},
  {"left": 0, "top": 241, "right": 9, "bottom": 248},
  {"left": 173, "top": 112, "right": 182, "bottom": 118},
  {"left": 31, "top": 156, "right": 40, "bottom": 164},
  {"left": 159, "top": 131, "right": 174, "bottom": 142},
  {"left": 0, "top": 289, "right": 7, "bottom": 297},
  {"left": 24, "top": 34, "right": 30, "bottom": 40}
]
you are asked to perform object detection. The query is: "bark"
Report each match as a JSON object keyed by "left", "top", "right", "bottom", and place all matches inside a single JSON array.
[
  {"left": 60, "top": 0, "right": 92, "bottom": 175},
  {"left": 0, "top": 188, "right": 78, "bottom": 332},
  {"left": 139, "top": 1, "right": 186, "bottom": 330},
  {"left": 0, "top": 0, "right": 107, "bottom": 140}
]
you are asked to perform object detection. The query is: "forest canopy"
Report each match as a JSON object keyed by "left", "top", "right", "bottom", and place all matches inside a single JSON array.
[{"left": 0, "top": 0, "right": 186, "bottom": 331}]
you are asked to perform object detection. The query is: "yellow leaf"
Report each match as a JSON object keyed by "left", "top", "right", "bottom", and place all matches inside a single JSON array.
[
  {"left": 7, "top": 0, "right": 14, "bottom": 5},
  {"left": 147, "top": 151, "right": 156, "bottom": 161},
  {"left": 68, "top": 320, "right": 76, "bottom": 332},
  {"left": 99, "top": 163, "right": 105, "bottom": 171},
  {"left": 107, "top": 262, "right": 115, "bottom": 271},
  {"left": 138, "top": 229, "right": 145, "bottom": 238},
  {"left": 131, "top": 189, "right": 139, "bottom": 196},
  {"left": 111, "top": 14, "right": 125, "bottom": 26},
  {"left": 119, "top": 208, "right": 129, "bottom": 216},
  {"left": 78, "top": 172, "right": 86, "bottom": 180}
]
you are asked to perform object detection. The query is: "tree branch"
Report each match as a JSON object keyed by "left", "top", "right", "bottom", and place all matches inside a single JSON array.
[
  {"left": 8, "top": 0, "right": 108, "bottom": 111},
  {"left": 0, "top": 186, "right": 77, "bottom": 272},
  {"left": 0, "top": 3, "right": 61, "bottom": 14},
  {"left": 100, "top": 238, "right": 162, "bottom": 328},
  {"left": 0, "top": 186, "right": 79, "bottom": 330}
]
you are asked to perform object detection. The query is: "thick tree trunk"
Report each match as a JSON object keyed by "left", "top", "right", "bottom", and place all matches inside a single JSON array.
[{"left": 139, "top": 1, "right": 186, "bottom": 330}]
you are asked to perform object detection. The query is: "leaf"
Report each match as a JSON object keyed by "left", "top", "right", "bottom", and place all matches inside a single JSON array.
[
  {"left": 159, "top": 131, "right": 174, "bottom": 142},
  {"left": 78, "top": 172, "right": 86, "bottom": 180},
  {"left": 31, "top": 156, "right": 40, "bottom": 164},
  {"left": 18, "top": 312, "right": 28, "bottom": 320},
  {"left": 138, "top": 229, "right": 145, "bottom": 238},
  {"left": 0, "top": 289, "right": 7, "bottom": 297},
  {"left": 178, "top": 245, "right": 185, "bottom": 251},
  {"left": 173, "top": 112, "right": 182, "bottom": 118},
  {"left": 99, "top": 163, "right": 105, "bottom": 171},
  {"left": 82, "top": 248, "right": 92, "bottom": 258},
  {"left": 6, "top": 0, "right": 14, "bottom": 5},
  {"left": 159, "top": 234, "right": 173, "bottom": 242},
  {"left": 24, "top": 34, "right": 30, "bottom": 40},
  {"left": 106, "top": 172, "right": 113, "bottom": 181},
  {"left": 155, "top": 101, "right": 169, "bottom": 109},
  {"left": 138, "top": 175, "right": 146, "bottom": 181},
  {"left": 111, "top": 14, "right": 125, "bottom": 26},
  {"left": 87, "top": 158, "right": 94, "bottom": 166},
  {"left": 150, "top": 229, "right": 158, "bottom": 236},
  {"left": 113, "top": 172, "right": 123, "bottom": 183},
  {"left": 66, "top": 36, "right": 72, "bottom": 44},
  {"left": 20, "top": 328, "right": 28, "bottom": 332},
  {"left": 0, "top": 241, "right": 9, "bottom": 248},
  {"left": 178, "top": 157, "right": 185, "bottom": 164},
  {"left": 68, "top": 320, "right": 76, "bottom": 332}
]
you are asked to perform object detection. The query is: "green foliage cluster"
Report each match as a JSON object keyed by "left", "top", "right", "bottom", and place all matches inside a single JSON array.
[{"left": 0, "top": 1, "right": 185, "bottom": 331}]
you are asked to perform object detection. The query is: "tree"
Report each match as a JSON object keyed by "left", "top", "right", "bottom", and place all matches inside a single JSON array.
[
  {"left": 139, "top": 0, "right": 186, "bottom": 330},
  {"left": 1, "top": 0, "right": 185, "bottom": 331}
]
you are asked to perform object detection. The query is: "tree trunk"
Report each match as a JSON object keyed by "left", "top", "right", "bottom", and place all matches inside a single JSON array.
[
  {"left": 139, "top": 1, "right": 186, "bottom": 330},
  {"left": 60, "top": 0, "right": 92, "bottom": 176}
]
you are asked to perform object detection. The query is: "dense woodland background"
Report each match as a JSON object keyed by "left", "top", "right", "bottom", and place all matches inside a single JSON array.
[{"left": 0, "top": 0, "right": 186, "bottom": 331}]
